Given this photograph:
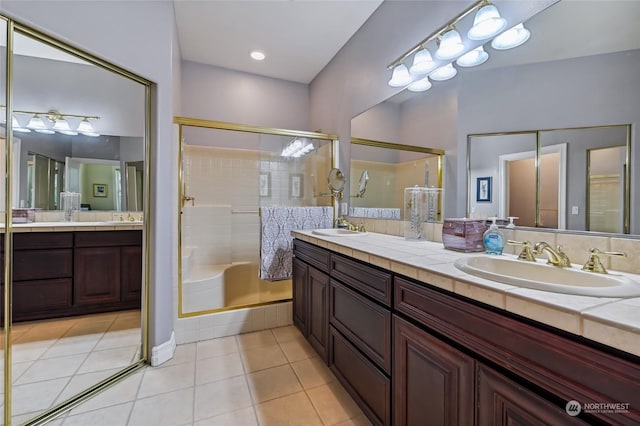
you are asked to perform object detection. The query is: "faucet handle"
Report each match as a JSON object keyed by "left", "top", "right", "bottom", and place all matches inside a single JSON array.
[
  {"left": 507, "top": 240, "right": 536, "bottom": 261},
  {"left": 582, "top": 248, "right": 627, "bottom": 274}
]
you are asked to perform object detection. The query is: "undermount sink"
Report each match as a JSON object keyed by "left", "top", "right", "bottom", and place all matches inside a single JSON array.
[
  {"left": 454, "top": 255, "right": 640, "bottom": 298},
  {"left": 312, "top": 228, "right": 368, "bottom": 237}
]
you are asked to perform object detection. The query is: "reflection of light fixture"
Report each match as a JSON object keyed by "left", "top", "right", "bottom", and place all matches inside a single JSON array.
[
  {"left": 491, "top": 23, "right": 531, "bottom": 50},
  {"left": 12, "top": 116, "right": 31, "bottom": 133},
  {"left": 52, "top": 118, "right": 78, "bottom": 135},
  {"left": 2, "top": 107, "right": 101, "bottom": 137},
  {"left": 386, "top": 0, "right": 532, "bottom": 92},
  {"left": 468, "top": 3, "right": 506, "bottom": 40},
  {"left": 409, "top": 48, "right": 437, "bottom": 75},
  {"left": 435, "top": 28, "right": 464, "bottom": 60},
  {"left": 407, "top": 76, "right": 432, "bottom": 92},
  {"left": 250, "top": 50, "right": 265, "bottom": 61},
  {"left": 456, "top": 46, "right": 489, "bottom": 67},
  {"left": 281, "top": 138, "right": 314, "bottom": 158},
  {"left": 430, "top": 63, "right": 457, "bottom": 81},
  {"left": 388, "top": 64, "right": 413, "bottom": 87}
]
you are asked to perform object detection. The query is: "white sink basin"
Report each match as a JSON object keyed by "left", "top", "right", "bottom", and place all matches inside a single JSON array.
[
  {"left": 454, "top": 255, "right": 640, "bottom": 298},
  {"left": 312, "top": 228, "right": 368, "bottom": 237}
]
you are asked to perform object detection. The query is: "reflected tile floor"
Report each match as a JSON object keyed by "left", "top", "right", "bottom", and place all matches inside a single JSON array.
[
  {"left": 1, "top": 310, "right": 142, "bottom": 424},
  {"left": 38, "top": 326, "right": 372, "bottom": 426}
]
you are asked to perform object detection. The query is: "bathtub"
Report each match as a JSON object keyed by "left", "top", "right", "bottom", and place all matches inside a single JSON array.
[{"left": 181, "top": 247, "right": 291, "bottom": 314}]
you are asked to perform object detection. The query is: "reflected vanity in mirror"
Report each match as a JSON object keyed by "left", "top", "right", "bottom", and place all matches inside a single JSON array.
[{"left": 349, "top": 137, "right": 444, "bottom": 221}]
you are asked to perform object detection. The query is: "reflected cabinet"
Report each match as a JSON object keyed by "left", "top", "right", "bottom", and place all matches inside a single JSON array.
[{"left": 0, "top": 14, "right": 150, "bottom": 426}]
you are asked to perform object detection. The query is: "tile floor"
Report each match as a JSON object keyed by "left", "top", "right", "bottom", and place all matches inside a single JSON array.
[
  {"left": 1, "top": 310, "right": 142, "bottom": 425},
  {"left": 37, "top": 325, "right": 371, "bottom": 425}
]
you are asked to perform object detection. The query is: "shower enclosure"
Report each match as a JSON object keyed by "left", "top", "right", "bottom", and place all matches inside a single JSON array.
[{"left": 176, "top": 119, "right": 336, "bottom": 319}]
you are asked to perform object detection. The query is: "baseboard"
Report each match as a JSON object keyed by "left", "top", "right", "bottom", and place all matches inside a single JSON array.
[{"left": 151, "top": 330, "right": 176, "bottom": 366}]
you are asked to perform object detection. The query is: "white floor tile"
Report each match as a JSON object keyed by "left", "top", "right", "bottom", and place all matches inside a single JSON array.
[
  {"left": 137, "top": 362, "right": 195, "bottom": 399},
  {"left": 194, "top": 376, "right": 253, "bottom": 421},
  {"left": 62, "top": 402, "right": 133, "bottom": 426},
  {"left": 128, "top": 388, "right": 194, "bottom": 426}
]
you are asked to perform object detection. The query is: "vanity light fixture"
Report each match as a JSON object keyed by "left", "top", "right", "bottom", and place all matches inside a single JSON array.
[
  {"left": 409, "top": 48, "right": 437, "bottom": 75},
  {"left": 456, "top": 45, "right": 489, "bottom": 67},
  {"left": 491, "top": 23, "right": 531, "bottom": 50},
  {"left": 281, "top": 137, "right": 314, "bottom": 158},
  {"left": 467, "top": 2, "right": 507, "bottom": 40},
  {"left": 435, "top": 28, "right": 465, "bottom": 60},
  {"left": 430, "top": 63, "right": 458, "bottom": 81},
  {"left": 407, "top": 76, "right": 432, "bottom": 93},
  {"left": 12, "top": 116, "right": 31, "bottom": 133},
  {"left": 2, "top": 106, "right": 101, "bottom": 137},
  {"left": 386, "top": 0, "right": 533, "bottom": 91},
  {"left": 388, "top": 64, "right": 414, "bottom": 87}
]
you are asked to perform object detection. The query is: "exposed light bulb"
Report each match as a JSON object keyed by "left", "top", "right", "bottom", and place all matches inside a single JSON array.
[{"left": 250, "top": 51, "right": 265, "bottom": 61}]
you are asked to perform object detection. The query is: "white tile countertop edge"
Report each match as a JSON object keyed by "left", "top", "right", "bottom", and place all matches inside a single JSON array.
[
  {"left": 292, "top": 230, "right": 640, "bottom": 358},
  {"left": 0, "top": 221, "right": 144, "bottom": 232}
]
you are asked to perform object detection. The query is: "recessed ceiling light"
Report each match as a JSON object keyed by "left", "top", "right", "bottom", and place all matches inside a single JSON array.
[{"left": 250, "top": 51, "right": 265, "bottom": 61}]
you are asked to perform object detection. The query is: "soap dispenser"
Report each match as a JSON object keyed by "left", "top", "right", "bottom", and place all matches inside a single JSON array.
[{"left": 483, "top": 217, "right": 504, "bottom": 255}]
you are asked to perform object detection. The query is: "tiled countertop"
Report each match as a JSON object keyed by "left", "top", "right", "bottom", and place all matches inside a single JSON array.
[
  {"left": 1, "top": 221, "right": 144, "bottom": 232},
  {"left": 292, "top": 230, "right": 640, "bottom": 358}
]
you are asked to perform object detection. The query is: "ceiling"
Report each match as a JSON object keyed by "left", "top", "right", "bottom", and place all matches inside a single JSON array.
[
  {"left": 173, "top": 0, "right": 383, "bottom": 84},
  {"left": 174, "top": 0, "right": 640, "bottom": 88}
]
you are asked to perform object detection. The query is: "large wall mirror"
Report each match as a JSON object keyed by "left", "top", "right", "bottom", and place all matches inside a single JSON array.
[
  {"left": 349, "top": 137, "right": 444, "bottom": 221},
  {"left": 2, "top": 20, "right": 149, "bottom": 425},
  {"left": 350, "top": 92, "right": 445, "bottom": 221},
  {"left": 468, "top": 125, "right": 630, "bottom": 233}
]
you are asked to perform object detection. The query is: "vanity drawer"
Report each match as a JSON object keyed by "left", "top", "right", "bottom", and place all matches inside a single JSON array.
[
  {"left": 13, "top": 249, "right": 73, "bottom": 281},
  {"left": 75, "top": 230, "right": 142, "bottom": 248},
  {"left": 13, "top": 232, "right": 73, "bottom": 250},
  {"left": 330, "top": 279, "right": 391, "bottom": 373},
  {"left": 293, "top": 239, "right": 330, "bottom": 273},
  {"left": 12, "top": 278, "right": 72, "bottom": 315},
  {"left": 330, "top": 253, "right": 392, "bottom": 306},
  {"left": 329, "top": 326, "right": 391, "bottom": 426}
]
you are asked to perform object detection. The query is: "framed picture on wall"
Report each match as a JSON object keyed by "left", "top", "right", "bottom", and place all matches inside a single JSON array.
[
  {"left": 476, "top": 177, "right": 491, "bottom": 203},
  {"left": 93, "top": 183, "right": 108, "bottom": 198},
  {"left": 290, "top": 174, "right": 304, "bottom": 198},
  {"left": 259, "top": 172, "right": 271, "bottom": 197}
]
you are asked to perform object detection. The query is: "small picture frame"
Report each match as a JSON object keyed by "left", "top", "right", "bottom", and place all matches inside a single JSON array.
[
  {"left": 290, "top": 173, "right": 304, "bottom": 198},
  {"left": 259, "top": 172, "right": 271, "bottom": 198},
  {"left": 93, "top": 183, "right": 108, "bottom": 198},
  {"left": 476, "top": 177, "right": 492, "bottom": 203}
]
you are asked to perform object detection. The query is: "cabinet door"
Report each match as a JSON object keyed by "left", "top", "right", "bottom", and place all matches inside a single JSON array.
[
  {"left": 121, "top": 245, "right": 142, "bottom": 302},
  {"left": 477, "top": 365, "right": 588, "bottom": 426},
  {"left": 308, "top": 265, "right": 329, "bottom": 362},
  {"left": 292, "top": 256, "right": 308, "bottom": 335},
  {"left": 394, "top": 315, "right": 474, "bottom": 426},
  {"left": 74, "top": 246, "right": 121, "bottom": 305}
]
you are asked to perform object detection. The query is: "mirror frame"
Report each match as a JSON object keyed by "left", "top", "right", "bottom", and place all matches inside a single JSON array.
[
  {"left": 3, "top": 18, "right": 152, "bottom": 425},
  {"left": 350, "top": 137, "right": 445, "bottom": 219},
  {"left": 467, "top": 124, "right": 631, "bottom": 234}
]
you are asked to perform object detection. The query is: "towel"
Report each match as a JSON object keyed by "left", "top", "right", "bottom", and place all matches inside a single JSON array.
[
  {"left": 349, "top": 207, "right": 401, "bottom": 220},
  {"left": 260, "top": 206, "right": 333, "bottom": 281}
]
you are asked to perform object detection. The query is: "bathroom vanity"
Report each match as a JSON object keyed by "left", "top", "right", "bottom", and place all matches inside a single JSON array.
[
  {"left": 2, "top": 224, "right": 142, "bottom": 322},
  {"left": 292, "top": 232, "right": 640, "bottom": 426}
]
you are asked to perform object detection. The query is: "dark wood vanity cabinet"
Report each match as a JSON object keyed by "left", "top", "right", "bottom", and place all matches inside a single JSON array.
[
  {"left": 1, "top": 230, "right": 142, "bottom": 322},
  {"left": 292, "top": 238, "right": 640, "bottom": 426},
  {"left": 292, "top": 239, "right": 331, "bottom": 362}
]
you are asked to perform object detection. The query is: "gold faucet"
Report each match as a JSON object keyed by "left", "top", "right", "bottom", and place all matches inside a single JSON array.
[
  {"left": 533, "top": 242, "right": 571, "bottom": 267},
  {"left": 582, "top": 248, "right": 626, "bottom": 274},
  {"left": 507, "top": 240, "right": 536, "bottom": 261},
  {"left": 335, "top": 216, "right": 358, "bottom": 231}
]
